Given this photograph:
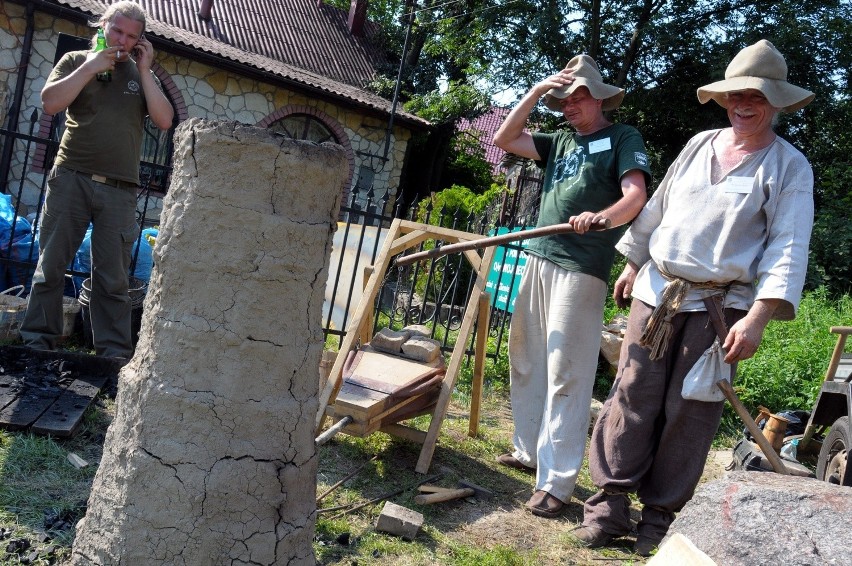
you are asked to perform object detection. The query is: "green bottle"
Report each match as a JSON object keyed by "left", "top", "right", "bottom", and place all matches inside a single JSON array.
[{"left": 94, "top": 28, "right": 111, "bottom": 82}]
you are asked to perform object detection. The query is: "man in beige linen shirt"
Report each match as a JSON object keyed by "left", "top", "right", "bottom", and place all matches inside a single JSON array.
[{"left": 573, "top": 40, "right": 815, "bottom": 556}]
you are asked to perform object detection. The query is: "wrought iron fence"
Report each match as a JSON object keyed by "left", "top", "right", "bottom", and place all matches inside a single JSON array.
[
  {"left": 328, "top": 183, "right": 541, "bottom": 366},
  {"left": 1, "top": 110, "right": 542, "bottom": 368},
  {"left": 0, "top": 109, "right": 169, "bottom": 295}
]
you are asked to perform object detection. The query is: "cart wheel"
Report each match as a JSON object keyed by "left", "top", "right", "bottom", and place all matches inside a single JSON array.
[{"left": 817, "top": 416, "right": 850, "bottom": 486}]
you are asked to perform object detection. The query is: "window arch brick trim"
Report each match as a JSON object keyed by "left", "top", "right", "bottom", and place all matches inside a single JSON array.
[
  {"left": 258, "top": 105, "right": 356, "bottom": 193},
  {"left": 151, "top": 63, "right": 188, "bottom": 122}
]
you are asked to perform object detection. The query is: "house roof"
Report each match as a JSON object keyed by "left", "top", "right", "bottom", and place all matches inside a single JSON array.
[
  {"left": 457, "top": 107, "right": 510, "bottom": 173},
  {"left": 34, "top": 0, "right": 429, "bottom": 128}
]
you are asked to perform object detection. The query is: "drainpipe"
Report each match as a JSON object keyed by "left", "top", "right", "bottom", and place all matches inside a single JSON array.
[{"left": 0, "top": 2, "right": 36, "bottom": 194}]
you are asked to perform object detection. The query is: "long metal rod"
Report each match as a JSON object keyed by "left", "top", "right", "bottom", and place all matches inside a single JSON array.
[{"left": 395, "top": 219, "right": 610, "bottom": 266}]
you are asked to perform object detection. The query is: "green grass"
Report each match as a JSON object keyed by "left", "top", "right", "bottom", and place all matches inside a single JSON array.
[
  {"left": 2, "top": 288, "right": 848, "bottom": 565},
  {"left": 719, "top": 289, "right": 852, "bottom": 438}
]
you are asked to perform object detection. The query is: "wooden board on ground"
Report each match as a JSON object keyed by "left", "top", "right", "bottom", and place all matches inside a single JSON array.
[{"left": 0, "top": 346, "right": 122, "bottom": 437}]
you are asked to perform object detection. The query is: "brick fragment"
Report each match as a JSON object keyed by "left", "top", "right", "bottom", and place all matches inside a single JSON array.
[{"left": 375, "top": 501, "right": 423, "bottom": 541}]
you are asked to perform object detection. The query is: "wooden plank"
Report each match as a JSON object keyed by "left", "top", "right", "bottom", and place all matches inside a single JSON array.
[
  {"left": 468, "top": 292, "right": 490, "bottom": 437},
  {"left": 397, "top": 221, "right": 488, "bottom": 242},
  {"left": 0, "top": 346, "right": 120, "bottom": 436},
  {"left": 344, "top": 350, "right": 443, "bottom": 394},
  {"left": 360, "top": 266, "right": 375, "bottom": 345},
  {"left": 315, "top": 219, "right": 403, "bottom": 434},
  {"left": 31, "top": 375, "right": 108, "bottom": 437},
  {"left": 416, "top": 245, "right": 496, "bottom": 473},
  {"left": 388, "top": 231, "right": 434, "bottom": 257},
  {"left": 381, "top": 423, "right": 427, "bottom": 444},
  {"left": 0, "top": 380, "right": 64, "bottom": 430}
]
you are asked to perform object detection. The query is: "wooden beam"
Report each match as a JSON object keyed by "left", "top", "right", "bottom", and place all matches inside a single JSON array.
[
  {"left": 416, "top": 245, "right": 496, "bottom": 473},
  {"left": 468, "top": 292, "right": 490, "bottom": 437}
]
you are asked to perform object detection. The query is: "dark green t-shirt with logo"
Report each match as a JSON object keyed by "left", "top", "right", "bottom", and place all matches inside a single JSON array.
[
  {"left": 527, "top": 123, "right": 651, "bottom": 282},
  {"left": 51, "top": 50, "right": 151, "bottom": 184}
]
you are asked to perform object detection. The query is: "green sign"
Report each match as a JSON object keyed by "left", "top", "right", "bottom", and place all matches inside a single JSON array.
[{"left": 485, "top": 227, "right": 533, "bottom": 313}]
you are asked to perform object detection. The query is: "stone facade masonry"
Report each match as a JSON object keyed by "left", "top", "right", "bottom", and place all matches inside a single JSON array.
[{"left": 0, "top": 1, "right": 411, "bottom": 221}]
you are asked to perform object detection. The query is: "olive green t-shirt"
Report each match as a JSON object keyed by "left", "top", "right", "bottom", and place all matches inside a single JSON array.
[
  {"left": 527, "top": 123, "right": 651, "bottom": 281},
  {"left": 50, "top": 50, "right": 150, "bottom": 184}
]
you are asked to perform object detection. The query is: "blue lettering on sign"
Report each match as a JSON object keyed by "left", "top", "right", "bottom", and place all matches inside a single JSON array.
[{"left": 485, "top": 227, "right": 533, "bottom": 313}]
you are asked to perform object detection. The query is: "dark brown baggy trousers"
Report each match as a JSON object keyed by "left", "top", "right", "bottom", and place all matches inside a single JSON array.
[{"left": 583, "top": 299, "right": 746, "bottom": 541}]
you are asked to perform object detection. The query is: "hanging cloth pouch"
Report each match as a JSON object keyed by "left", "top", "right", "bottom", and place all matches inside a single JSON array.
[{"left": 681, "top": 337, "right": 731, "bottom": 402}]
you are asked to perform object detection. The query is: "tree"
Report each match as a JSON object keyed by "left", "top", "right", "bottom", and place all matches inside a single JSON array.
[{"left": 336, "top": 0, "right": 852, "bottom": 293}]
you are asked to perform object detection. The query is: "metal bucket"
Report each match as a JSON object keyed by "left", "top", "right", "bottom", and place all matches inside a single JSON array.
[
  {"left": 78, "top": 277, "right": 147, "bottom": 347},
  {"left": 0, "top": 285, "right": 27, "bottom": 341}
]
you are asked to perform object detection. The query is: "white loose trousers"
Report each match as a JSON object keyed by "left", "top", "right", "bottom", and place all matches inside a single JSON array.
[{"left": 508, "top": 255, "right": 607, "bottom": 503}]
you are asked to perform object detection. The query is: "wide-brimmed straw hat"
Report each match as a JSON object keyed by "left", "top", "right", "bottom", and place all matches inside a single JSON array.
[
  {"left": 543, "top": 55, "right": 624, "bottom": 112},
  {"left": 697, "top": 40, "right": 814, "bottom": 112}
]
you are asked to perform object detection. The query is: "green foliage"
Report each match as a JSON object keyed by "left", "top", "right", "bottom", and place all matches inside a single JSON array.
[
  {"left": 807, "top": 212, "right": 852, "bottom": 296},
  {"left": 719, "top": 289, "right": 852, "bottom": 436},
  {"left": 404, "top": 82, "right": 490, "bottom": 126},
  {"left": 441, "top": 131, "right": 495, "bottom": 194},
  {"left": 416, "top": 184, "right": 503, "bottom": 228}
]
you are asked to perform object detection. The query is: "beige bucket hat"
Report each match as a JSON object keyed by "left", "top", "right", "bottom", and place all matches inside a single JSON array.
[
  {"left": 697, "top": 39, "right": 814, "bottom": 112},
  {"left": 543, "top": 55, "right": 625, "bottom": 112}
]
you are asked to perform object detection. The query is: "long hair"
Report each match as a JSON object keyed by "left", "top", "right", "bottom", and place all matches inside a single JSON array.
[{"left": 93, "top": 1, "right": 147, "bottom": 33}]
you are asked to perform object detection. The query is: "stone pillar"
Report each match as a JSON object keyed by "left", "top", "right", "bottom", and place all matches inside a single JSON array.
[{"left": 70, "top": 119, "right": 347, "bottom": 565}]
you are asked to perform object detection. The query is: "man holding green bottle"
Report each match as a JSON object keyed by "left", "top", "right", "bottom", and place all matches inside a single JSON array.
[{"left": 21, "top": 1, "right": 173, "bottom": 358}]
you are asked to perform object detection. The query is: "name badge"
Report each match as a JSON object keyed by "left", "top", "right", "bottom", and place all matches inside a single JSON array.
[
  {"left": 588, "top": 138, "right": 611, "bottom": 154},
  {"left": 724, "top": 176, "right": 754, "bottom": 194}
]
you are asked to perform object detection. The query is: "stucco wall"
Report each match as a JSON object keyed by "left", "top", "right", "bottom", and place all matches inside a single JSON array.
[{"left": 0, "top": 1, "right": 411, "bottom": 220}]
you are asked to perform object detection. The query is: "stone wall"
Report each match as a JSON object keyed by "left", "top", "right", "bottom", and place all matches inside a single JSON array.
[{"left": 69, "top": 119, "right": 346, "bottom": 565}]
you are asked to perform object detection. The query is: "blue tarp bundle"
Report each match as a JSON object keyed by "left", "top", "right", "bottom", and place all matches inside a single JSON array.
[{"left": 0, "top": 193, "right": 37, "bottom": 292}]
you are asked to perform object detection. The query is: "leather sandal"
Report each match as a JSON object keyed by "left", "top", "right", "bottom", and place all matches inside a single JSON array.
[{"left": 525, "top": 490, "right": 565, "bottom": 518}]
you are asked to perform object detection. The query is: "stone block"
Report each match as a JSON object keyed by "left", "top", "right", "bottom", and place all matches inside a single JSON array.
[
  {"left": 402, "top": 324, "right": 431, "bottom": 338},
  {"left": 401, "top": 336, "right": 441, "bottom": 363},
  {"left": 667, "top": 471, "right": 852, "bottom": 565},
  {"left": 648, "top": 533, "right": 717, "bottom": 565},
  {"left": 371, "top": 328, "right": 410, "bottom": 354},
  {"left": 600, "top": 330, "right": 622, "bottom": 372},
  {"left": 375, "top": 501, "right": 423, "bottom": 541}
]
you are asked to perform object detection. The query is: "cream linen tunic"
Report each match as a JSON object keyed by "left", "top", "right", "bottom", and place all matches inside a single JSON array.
[{"left": 617, "top": 129, "right": 814, "bottom": 320}]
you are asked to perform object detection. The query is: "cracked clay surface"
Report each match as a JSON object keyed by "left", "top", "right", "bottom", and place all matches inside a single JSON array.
[{"left": 70, "top": 119, "right": 348, "bottom": 565}]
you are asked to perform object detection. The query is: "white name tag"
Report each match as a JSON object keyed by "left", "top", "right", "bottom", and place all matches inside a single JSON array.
[
  {"left": 588, "top": 138, "right": 611, "bottom": 154},
  {"left": 724, "top": 176, "right": 754, "bottom": 194}
]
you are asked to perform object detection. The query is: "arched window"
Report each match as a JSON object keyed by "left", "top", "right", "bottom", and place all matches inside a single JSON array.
[{"left": 268, "top": 113, "right": 339, "bottom": 144}]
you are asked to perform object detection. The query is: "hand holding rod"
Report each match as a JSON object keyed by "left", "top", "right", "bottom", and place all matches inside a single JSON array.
[{"left": 394, "top": 218, "right": 611, "bottom": 267}]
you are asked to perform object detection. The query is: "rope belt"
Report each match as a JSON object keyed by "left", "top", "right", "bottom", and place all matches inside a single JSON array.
[{"left": 639, "top": 268, "right": 730, "bottom": 360}]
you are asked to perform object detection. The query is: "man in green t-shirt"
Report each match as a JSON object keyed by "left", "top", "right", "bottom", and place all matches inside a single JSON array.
[
  {"left": 492, "top": 54, "right": 651, "bottom": 518},
  {"left": 21, "top": 1, "right": 173, "bottom": 358}
]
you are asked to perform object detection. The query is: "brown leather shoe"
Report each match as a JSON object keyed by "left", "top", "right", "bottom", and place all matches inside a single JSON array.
[
  {"left": 525, "top": 490, "right": 565, "bottom": 518},
  {"left": 496, "top": 453, "right": 535, "bottom": 474},
  {"left": 570, "top": 525, "right": 617, "bottom": 548}
]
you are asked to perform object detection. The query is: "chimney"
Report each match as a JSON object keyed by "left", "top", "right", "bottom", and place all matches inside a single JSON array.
[
  {"left": 198, "top": 0, "right": 214, "bottom": 21},
  {"left": 347, "top": 0, "right": 368, "bottom": 37}
]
